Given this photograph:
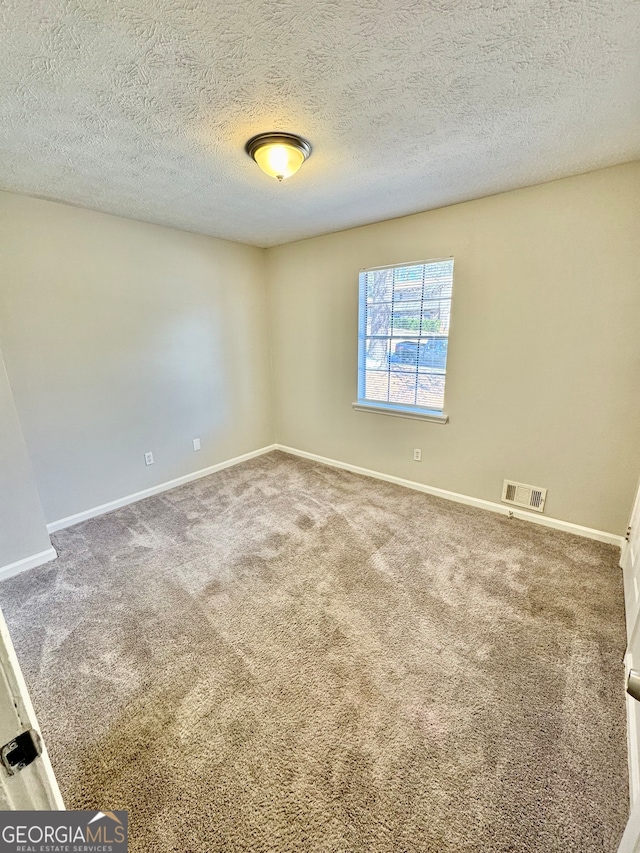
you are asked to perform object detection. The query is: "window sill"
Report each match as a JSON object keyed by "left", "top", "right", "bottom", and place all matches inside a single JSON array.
[{"left": 352, "top": 402, "right": 449, "bottom": 424}]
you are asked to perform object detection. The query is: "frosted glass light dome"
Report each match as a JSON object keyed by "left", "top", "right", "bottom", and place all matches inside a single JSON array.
[{"left": 246, "top": 133, "right": 311, "bottom": 182}]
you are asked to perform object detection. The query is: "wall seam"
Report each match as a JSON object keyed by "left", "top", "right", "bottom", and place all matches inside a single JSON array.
[{"left": 263, "top": 246, "right": 280, "bottom": 444}]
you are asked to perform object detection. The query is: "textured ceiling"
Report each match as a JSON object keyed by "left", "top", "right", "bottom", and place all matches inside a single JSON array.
[{"left": 0, "top": 0, "right": 638, "bottom": 247}]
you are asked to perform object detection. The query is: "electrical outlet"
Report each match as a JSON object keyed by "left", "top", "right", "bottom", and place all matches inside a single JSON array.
[
  {"left": 193, "top": 438, "right": 201, "bottom": 451},
  {"left": 144, "top": 452, "right": 154, "bottom": 466},
  {"left": 413, "top": 449, "right": 422, "bottom": 462}
]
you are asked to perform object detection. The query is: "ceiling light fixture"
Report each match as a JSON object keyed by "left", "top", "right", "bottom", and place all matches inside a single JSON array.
[{"left": 245, "top": 132, "right": 311, "bottom": 182}]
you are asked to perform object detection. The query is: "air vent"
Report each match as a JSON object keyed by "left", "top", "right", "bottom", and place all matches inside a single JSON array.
[{"left": 501, "top": 480, "right": 547, "bottom": 513}]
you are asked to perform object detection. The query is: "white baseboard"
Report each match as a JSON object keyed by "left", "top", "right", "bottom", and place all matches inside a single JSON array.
[
  {"left": 0, "top": 547, "right": 58, "bottom": 582},
  {"left": 47, "top": 444, "right": 278, "bottom": 533},
  {"left": 45, "top": 439, "right": 623, "bottom": 547},
  {"left": 276, "top": 444, "right": 624, "bottom": 548}
]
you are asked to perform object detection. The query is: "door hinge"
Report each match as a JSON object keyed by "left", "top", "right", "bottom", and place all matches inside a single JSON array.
[
  {"left": 1, "top": 729, "right": 42, "bottom": 776},
  {"left": 627, "top": 526, "right": 632, "bottom": 542}
]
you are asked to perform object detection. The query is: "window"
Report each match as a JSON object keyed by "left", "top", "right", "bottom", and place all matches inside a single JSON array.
[{"left": 355, "top": 258, "right": 454, "bottom": 423}]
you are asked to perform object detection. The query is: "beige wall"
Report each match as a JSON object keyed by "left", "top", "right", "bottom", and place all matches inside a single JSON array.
[
  {"left": 0, "top": 192, "right": 274, "bottom": 523},
  {"left": 0, "top": 347, "right": 51, "bottom": 566},
  {"left": 1, "top": 163, "right": 638, "bottom": 540},
  {"left": 267, "top": 163, "right": 640, "bottom": 535}
]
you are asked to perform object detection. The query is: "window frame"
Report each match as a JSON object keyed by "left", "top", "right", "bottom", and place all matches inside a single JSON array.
[{"left": 353, "top": 257, "right": 454, "bottom": 424}]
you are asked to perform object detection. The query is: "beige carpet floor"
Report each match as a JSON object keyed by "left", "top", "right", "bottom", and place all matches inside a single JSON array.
[{"left": 0, "top": 451, "right": 628, "bottom": 852}]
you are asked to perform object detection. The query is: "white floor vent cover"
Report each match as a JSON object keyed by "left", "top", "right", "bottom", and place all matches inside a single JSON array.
[{"left": 501, "top": 480, "right": 547, "bottom": 513}]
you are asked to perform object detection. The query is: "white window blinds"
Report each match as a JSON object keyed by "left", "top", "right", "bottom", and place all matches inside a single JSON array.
[{"left": 357, "top": 258, "right": 454, "bottom": 416}]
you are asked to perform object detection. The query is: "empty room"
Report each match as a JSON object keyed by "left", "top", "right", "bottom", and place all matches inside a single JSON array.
[{"left": 0, "top": 1, "right": 639, "bottom": 851}]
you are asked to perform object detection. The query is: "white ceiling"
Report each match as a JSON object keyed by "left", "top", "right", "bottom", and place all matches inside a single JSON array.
[{"left": 0, "top": 0, "right": 638, "bottom": 248}]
